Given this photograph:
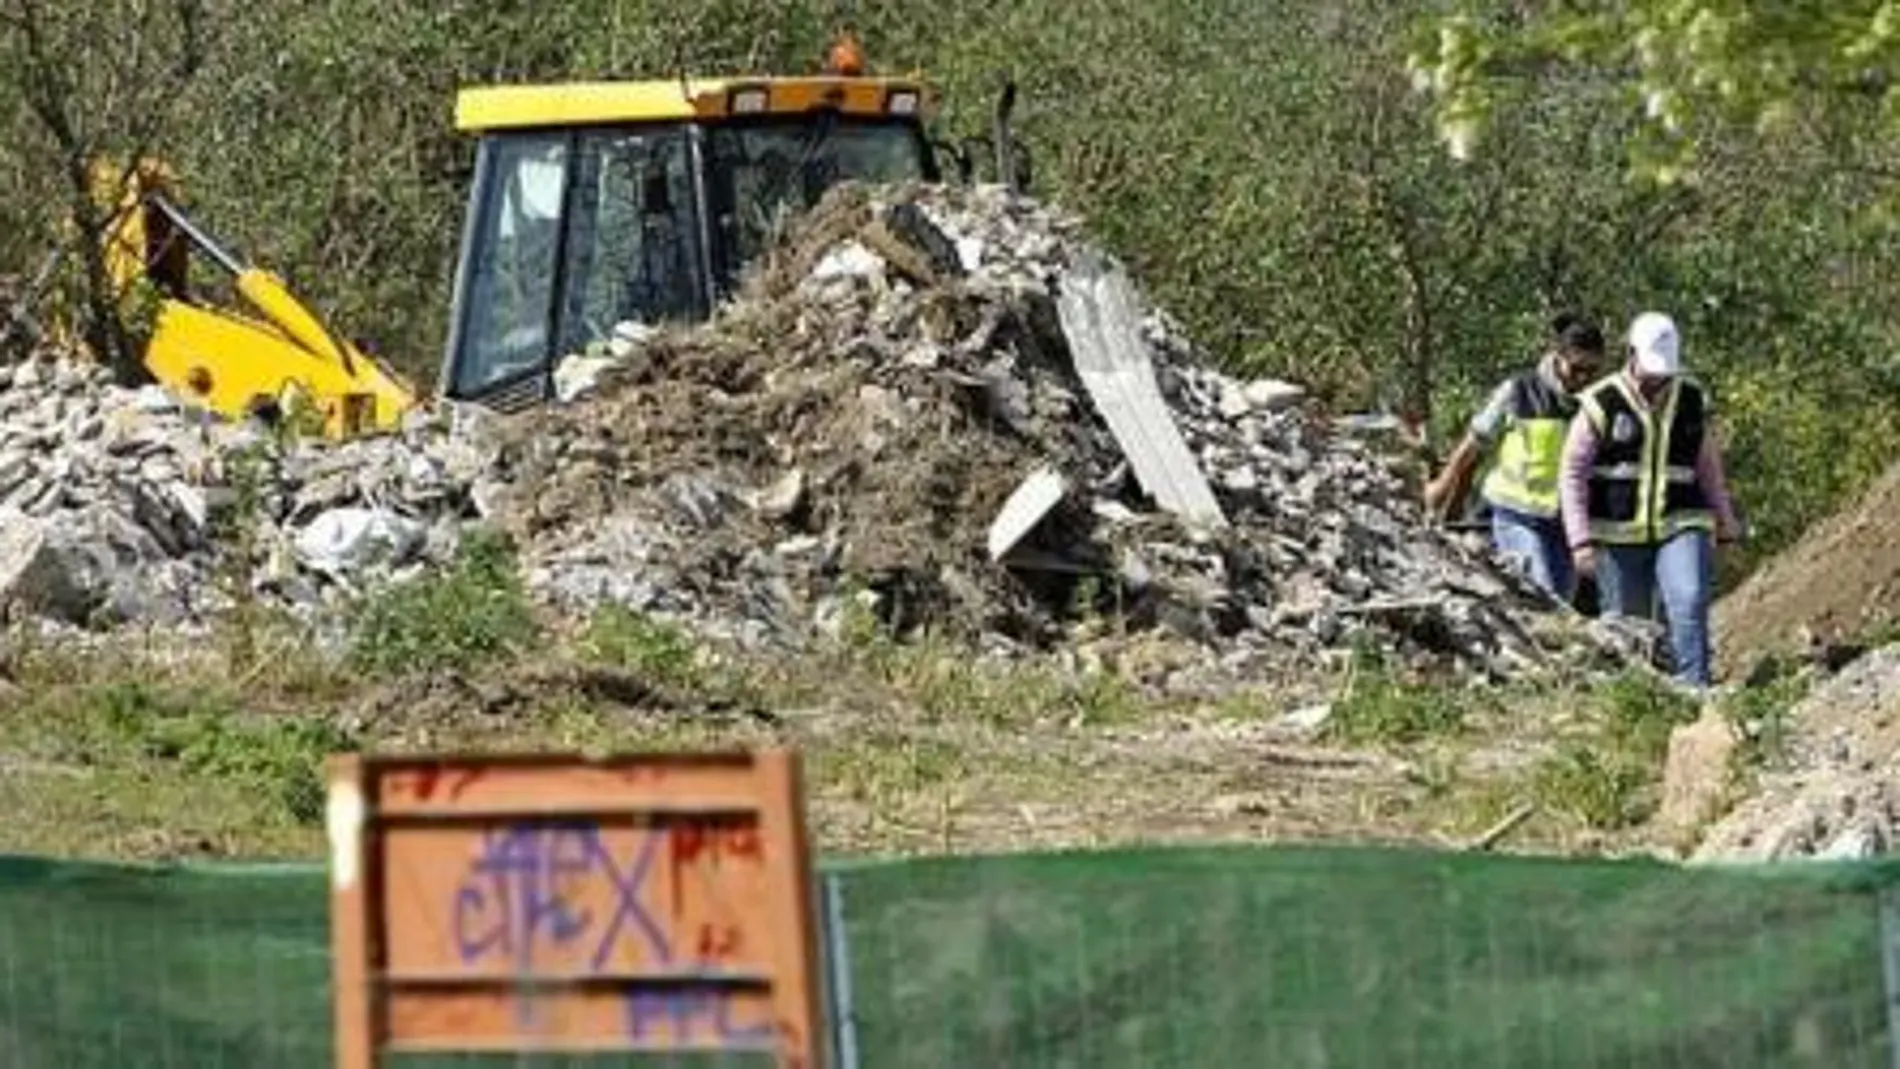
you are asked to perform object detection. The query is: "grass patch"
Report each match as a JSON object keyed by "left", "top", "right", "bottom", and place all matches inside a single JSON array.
[
  {"left": 344, "top": 527, "right": 539, "bottom": 677},
  {"left": 1721, "top": 654, "right": 1816, "bottom": 770},
  {"left": 576, "top": 605, "right": 703, "bottom": 687},
  {"left": 1529, "top": 670, "right": 1700, "bottom": 831},
  {"left": 52, "top": 682, "right": 353, "bottom": 827},
  {"left": 1324, "top": 640, "right": 1477, "bottom": 746}
]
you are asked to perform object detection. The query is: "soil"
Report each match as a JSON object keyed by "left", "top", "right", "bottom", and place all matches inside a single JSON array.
[{"left": 1713, "top": 462, "right": 1900, "bottom": 679}]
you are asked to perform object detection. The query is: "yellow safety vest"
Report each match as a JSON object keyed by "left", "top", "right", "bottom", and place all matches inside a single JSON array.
[
  {"left": 1480, "top": 368, "right": 1575, "bottom": 518},
  {"left": 1578, "top": 373, "right": 1715, "bottom": 545}
]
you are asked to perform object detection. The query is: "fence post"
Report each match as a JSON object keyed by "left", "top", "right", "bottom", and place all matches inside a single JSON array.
[
  {"left": 821, "top": 872, "right": 862, "bottom": 1069},
  {"left": 1880, "top": 885, "right": 1900, "bottom": 1069}
]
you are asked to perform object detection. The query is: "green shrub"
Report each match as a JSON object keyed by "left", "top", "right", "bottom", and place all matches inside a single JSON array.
[{"left": 345, "top": 527, "right": 539, "bottom": 677}]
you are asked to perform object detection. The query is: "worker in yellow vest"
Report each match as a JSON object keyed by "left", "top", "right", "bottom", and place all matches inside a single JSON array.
[
  {"left": 1559, "top": 311, "right": 1745, "bottom": 688},
  {"left": 1424, "top": 312, "right": 1607, "bottom": 601}
]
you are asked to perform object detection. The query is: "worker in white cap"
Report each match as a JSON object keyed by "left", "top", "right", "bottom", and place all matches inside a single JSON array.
[{"left": 1556, "top": 311, "right": 1745, "bottom": 688}]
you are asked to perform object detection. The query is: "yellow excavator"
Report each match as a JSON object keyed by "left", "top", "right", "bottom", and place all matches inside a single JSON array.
[
  {"left": 89, "top": 156, "right": 420, "bottom": 439},
  {"left": 75, "top": 34, "right": 1026, "bottom": 438}
]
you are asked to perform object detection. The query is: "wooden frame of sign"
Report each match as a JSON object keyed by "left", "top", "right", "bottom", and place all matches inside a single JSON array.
[{"left": 326, "top": 748, "right": 825, "bottom": 1068}]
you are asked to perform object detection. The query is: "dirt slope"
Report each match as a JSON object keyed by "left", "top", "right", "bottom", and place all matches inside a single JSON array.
[{"left": 1713, "top": 462, "right": 1900, "bottom": 679}]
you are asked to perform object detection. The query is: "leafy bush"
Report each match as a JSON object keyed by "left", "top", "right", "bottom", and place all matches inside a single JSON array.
[{"left": 345, "top": 527, "right": 540, "bottom": 677}]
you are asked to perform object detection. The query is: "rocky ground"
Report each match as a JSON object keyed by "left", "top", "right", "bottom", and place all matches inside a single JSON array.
[
  {"left": 1691, "top": 644, "right": 1900, "bottom": 862},
  {"left": 0, "top": 181, "right": 1640, "bottom": 690}
]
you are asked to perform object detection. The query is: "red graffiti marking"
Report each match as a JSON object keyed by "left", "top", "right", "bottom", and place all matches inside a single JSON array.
[
  {"left": 392, "top": 765, "right": 483, "bottom": 802},
  {"left": 444, "top": 768, "right": 484, "bottom": 800},
  {"left": 398, "top": 767, "right": 442, "bottom": 800},
  {"left": 696, "top": 922, "right": 745, "bottom": 962},
  {"left": 668, "top": 824, "right": 766, "bottom": 915}
]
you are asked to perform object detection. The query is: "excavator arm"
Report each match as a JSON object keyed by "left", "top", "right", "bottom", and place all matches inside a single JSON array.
[{"left": 94, "top": 157, "right": 418, "bottom": 439}]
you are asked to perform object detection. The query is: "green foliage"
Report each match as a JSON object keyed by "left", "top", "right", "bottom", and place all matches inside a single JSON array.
[
  {"left": 1532, "top": 743, "right": 1657, "bottom": 832},
  {"left": 63, "top": 682, "right": 351, "bottom": 826},
  {"left": 207, "top": 439, "right": 275, "bottom": 671},
  {"left": 577, "top": 605, "right": 701, "bottom": 687},
  {"left": 1720, "top": 655, "right": 1816, "bottom": 768},
  {"left": 1408, "top": 3, "right": 1900, "bottom": 184},
  {"left": 1325, "top": 638, "right": 1475, "bottom": 745},
  {"left": 345, "top": 527, "right": 539, "bottom": 677},
  {"left": 1594, "top": 669, "right": 1701, "bottom": 757},
  {"left": 1532, "top": 669, "right": 1700, "bottom": 830}
]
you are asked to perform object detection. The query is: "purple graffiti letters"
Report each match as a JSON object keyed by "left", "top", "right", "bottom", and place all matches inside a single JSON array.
[
  {"left": 587, "top": 827, "right": 672, "bottom": 969},
  {"left": 624, "top": 987, "right": 776, "bottom": 1048},
  {"left": 452, "top": 821, "right": 672, "bottom": 974}
]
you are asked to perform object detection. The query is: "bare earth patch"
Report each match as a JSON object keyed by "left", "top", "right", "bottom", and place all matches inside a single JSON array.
[
  {"left": 0, "top": 618, "right": 1605, "bottom": 865},
  {"left": 1714, "top": 463, "right": 1900, "bottom": 678}
]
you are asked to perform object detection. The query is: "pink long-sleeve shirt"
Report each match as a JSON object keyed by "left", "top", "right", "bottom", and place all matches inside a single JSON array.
[{"left": 1559, "top": 377, "right": 1741, "bottom": 549}]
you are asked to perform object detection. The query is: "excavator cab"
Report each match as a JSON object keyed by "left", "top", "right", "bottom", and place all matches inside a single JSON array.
[{"left": 440, "top": 37, "right": 1020, "bottom": 410}]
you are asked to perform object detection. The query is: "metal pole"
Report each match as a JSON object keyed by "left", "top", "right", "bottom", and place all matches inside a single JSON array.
[
  {"left": 820, "top": 872, "right": 861, "bottom": 1069},
  {"left": 146, "top": 194, "right": 245, "bottom": 276},
  {"left": 1879, "top": 885, "right": 1900, "bottom": 1069}
]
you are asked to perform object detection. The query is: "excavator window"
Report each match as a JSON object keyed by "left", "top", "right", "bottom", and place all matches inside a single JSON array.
[
  {"left": 703, "top": 116, "right": 932, "bottom": 291},
  {"left": 553, "top": 129, "right": 703, "bottom": 358},
  {"left": 444, "top": 112, "right": 932, "bottom": 404},
  {"left": 448, "top": 126, "right": 705, "bottom": 401},
  {"left": 452, "top": 133, "right": 570, "bottom": 397}
]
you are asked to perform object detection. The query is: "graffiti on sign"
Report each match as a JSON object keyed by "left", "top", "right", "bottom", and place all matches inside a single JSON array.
[
  {"left": 329, "top": 750, "right": 823, "bottom": 1069},
  {"left": 625, "top": 987, "right": 777, "bottom": 1044},
  {"left": 452, "top": 820, "right": 673, "bottom": 973}
]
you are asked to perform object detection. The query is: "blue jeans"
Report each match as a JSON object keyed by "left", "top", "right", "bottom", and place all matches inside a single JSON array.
[
  {"left": 1598, "top": 530, "right": 1714, "bottom": 687},
  {"left": 1490, "top": 507, "right": 1575, "bottom": 602}
]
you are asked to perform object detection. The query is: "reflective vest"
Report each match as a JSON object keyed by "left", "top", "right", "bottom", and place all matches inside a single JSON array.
[
  {"left": 1479, "top": 368, "right": 1575, "bottom": 518},
  {"left": 1578, "top": 373, "right": 1715, "bottom": 545}
]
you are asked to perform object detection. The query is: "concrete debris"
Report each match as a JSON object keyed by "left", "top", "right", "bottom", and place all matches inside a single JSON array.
[
  {"left": 989, "top": 467, "right": 1069, "bottom": 562},
  {"left": 0, "top": 181, "right": 1635, "bottom": 684},
  {"left": 0, "top": 356, "right": 477, "bottom": 628},
  {"left": 1693, "top": 644, "right": 1900, "bottom": 863}
]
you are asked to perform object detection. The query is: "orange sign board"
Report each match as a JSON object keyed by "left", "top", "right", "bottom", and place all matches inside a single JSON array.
[{"left": 326, "top": 749, "right": 825, "bottom": 1067}]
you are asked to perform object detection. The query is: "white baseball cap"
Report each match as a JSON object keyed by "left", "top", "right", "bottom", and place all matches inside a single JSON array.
[{"left": 1628, "top": 311, "right": 1681, "bottom": 377}]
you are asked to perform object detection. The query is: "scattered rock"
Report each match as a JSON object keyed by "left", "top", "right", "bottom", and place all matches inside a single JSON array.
[
  {"left": 1693, "top": 644, "right": 1900, "bottom": 862},
  {"left": 1276, "top": 703, "right": 1333, "bottom": 736}
]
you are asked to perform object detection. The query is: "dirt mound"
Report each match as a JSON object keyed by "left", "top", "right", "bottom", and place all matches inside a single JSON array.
[{"left": 1713, "top": 463, "right": 1900, "bottom": 679}]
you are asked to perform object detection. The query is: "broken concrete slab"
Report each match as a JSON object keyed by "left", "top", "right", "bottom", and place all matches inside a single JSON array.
[
  {"left": 988, "top": 466, "right": 1070, "bottom": 562},
  {"left": 1056, "top": 249, "right": 1227, "bottom": 529}
]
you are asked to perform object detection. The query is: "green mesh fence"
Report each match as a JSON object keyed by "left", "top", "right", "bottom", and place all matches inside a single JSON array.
[
  {"left": 836, "top": 846, "right": 1900, "bottom": 1068},
  {"left": 0, "top": 847, "right": 1897, "bottom": 1068}
]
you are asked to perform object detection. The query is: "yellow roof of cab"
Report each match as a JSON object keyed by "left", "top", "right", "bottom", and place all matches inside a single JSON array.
[{"left": 455, "top": 75, "right": 935, "bottom": 133}]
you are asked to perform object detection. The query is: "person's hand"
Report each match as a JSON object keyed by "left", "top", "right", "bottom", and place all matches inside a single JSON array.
[
  {"left": 1422, "top": 477, "right": 1448, "bottom": 514},
  {"left": 1572, "top": 544, "right": 1597, "bottom": 577}
]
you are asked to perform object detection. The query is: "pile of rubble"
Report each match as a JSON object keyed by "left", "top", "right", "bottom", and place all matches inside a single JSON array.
[
  {"left": 1689, "top": 644, "right": 1900, "bottom": 863},
  {"left": 0, "top": 181, "right": 1634, "bottom": 680},
  {"left": 0, "top": 357, "right": 482, "bottom": 627}
]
